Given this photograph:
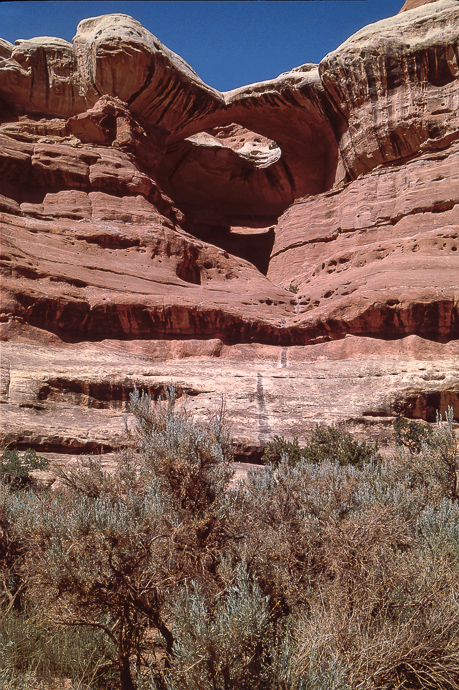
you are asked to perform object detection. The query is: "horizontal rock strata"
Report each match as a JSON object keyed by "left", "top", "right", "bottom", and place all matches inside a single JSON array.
[
  {"left": 2, "top": 339, "right": 458, "bottom": 460},
  {"left": 1, "top": 0, "right": 458, "bottom": 459}
]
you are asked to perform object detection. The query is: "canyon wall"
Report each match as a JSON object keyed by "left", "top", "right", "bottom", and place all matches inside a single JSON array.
[{"left": 1, "top": 0, "right": 458, "bottom": 461}]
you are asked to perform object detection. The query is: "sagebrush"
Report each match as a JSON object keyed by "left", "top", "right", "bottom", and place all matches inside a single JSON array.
[{"left": 1, "top": 398, "right": 458, "bottom": 689}]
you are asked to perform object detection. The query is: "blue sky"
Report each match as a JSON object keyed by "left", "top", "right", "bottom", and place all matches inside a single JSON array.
[{"left": 2, "top": 1, "right": 404, "bottom": 91}]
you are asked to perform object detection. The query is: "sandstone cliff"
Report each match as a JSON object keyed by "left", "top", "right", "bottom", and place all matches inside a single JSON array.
[{"left": 1, "top": 0, "right": 458, "bottom": 461}]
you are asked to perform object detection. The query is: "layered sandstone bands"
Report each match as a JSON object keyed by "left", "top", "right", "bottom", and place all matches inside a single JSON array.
[
  {"left": 2, "top": 338, "right": 458, "bottom": 461},
  {"left": 320, "top": 0, "right": 459, "bottom": 180},
  {"left": 269, "top": 142, "right": 459, "bottom": 341},
  {"left": 1, "top": 0, "right": 458, "bottom": 457}
]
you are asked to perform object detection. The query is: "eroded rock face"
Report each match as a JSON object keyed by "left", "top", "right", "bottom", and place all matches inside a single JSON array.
[
  {"left": 1, "top": 2, "right": 458, "bottom": 460},
  {"left": 2, "top": 338, "right": 458, "bottom": 461},
  {"left": 320, "top": 0, "right": 459, "bottom": 180},
  {"left": 269, "top": 142, "right": 459, "bottom": 341},
  {"left": 399, "top": 0, "right": 442, "bottom": 12}
]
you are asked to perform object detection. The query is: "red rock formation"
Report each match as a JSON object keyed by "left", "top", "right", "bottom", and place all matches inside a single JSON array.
[
  {"left": 269, "top": 142, "right": 459, "bottom": 341},
  {"left": 320, "top": 0, "right": 459, "bottom": 181},
  {"left": 1, "top": 1, "right": 458, "bottom": 460},
  {"left": 399, "top": 0, "right": 441, "bottom": 12}
]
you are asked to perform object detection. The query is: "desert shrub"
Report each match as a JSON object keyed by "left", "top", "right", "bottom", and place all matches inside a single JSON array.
[
  {"left": 238, "top": 458, "right": 413, "bottom": 620},
  {"left": 303, "top": 425, "right": 379, "bottom": 469},
  {"left": 0, "top": 603, "right": 112, "bottom": 688},
  {"left": 52, "top": 454, "right": 130, "bottom": 499},
  {"left": 127, "top": 386, "right": 234, "bottom": 512},
  {"left": 0, "top": 668, "right": 46, "bottom": 690},
  {"left": 239, "top": 429, "right": 459, "bottom": 690},
  {"left": 286, "top": 426, "right": 459, "bottom": 689},
  {"left": 433, "top": 406, "right": 458, "bottom": 501},
  {"left": 163, "top": 564, "right": 276, "bottom": 689},
  {"left": 0, "top": 449, "right": 49, "bottom": 491},
  {"left": 261, "top": 436, "right": 303, "bottom": 467},
  {"left": 142, "top": 564, "right": 335, "bottom": 690},
  {"left": 389, "top": 406, "right": 458, "bottom": 504},
  {"left": 0, "top": 491, "right": 112, "bottom": 687},
  {"left": 2, "top": 390, "right": 239, "bottom": 690},
  {"left": 297, "top": 497, "right": 459, "bottom": 689},
  {"left": 261, "top": 426, "right": 379, "bottom": 469},
  {"left": 2, "top": 397, "right": 458, "bottom": 689},
  {"left": 393, "top": 416, "right": 434, "bottom": 454},
  {"left": 5, "top": 471, "right": 179, "bottom": 690}
]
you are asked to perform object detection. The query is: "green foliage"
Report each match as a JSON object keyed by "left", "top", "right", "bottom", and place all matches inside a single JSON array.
[
  {"left": 288, "top": 283, "right": 299, "bottom": 294},
  {"left": 303, "top": 425, "right": 379, "bottom": 469},
  {"left": 262, "top": 426, "right": 379, "bottom": 470},
  {"left": 393, "top": 417, "right": 434, "bottom": 454},
  {"left": 0, "top": 449, "right": 49, "bottom": 491},
  {"left": 261, "top": 435, "right": 303, "bottom": 467}
]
